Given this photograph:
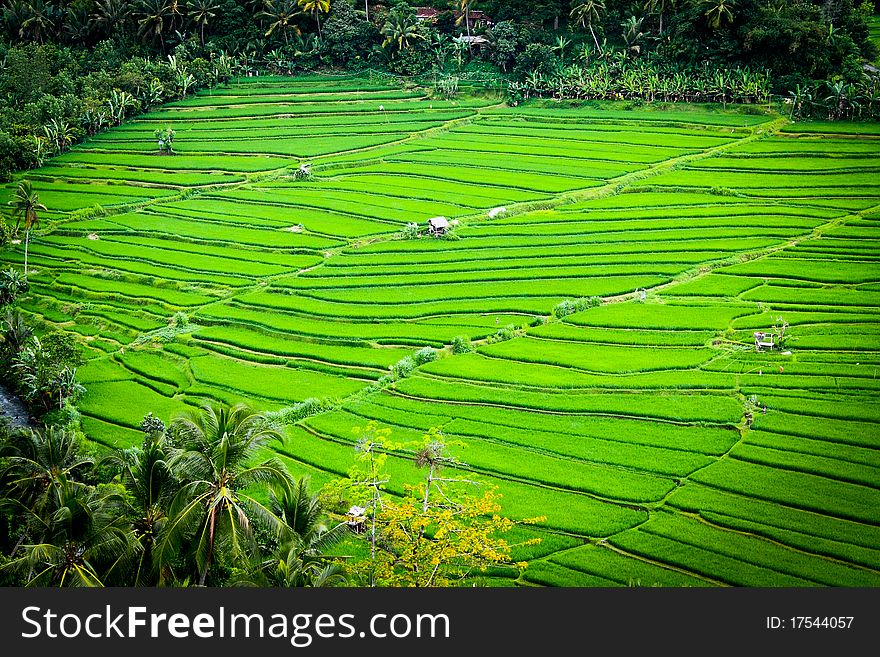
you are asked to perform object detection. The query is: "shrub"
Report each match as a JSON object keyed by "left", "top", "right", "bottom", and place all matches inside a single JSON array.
[
  {"left": 451, "top": 335, "right": 473, "bottom": 354},
  {"left": 399, "top": 222, "right": 421, "bottom": 240},
  {"left": 265, "top": 398, "right": 336, "bottom": 425},
  {"left": 490, "top": 324, "right": 518, "bottom": 342},
  {"left": 390, "top": 355, "right": 417, "bottom": 380},
  {"left": 434, "top": 76, "right": 459, "bottom": 100},
  {"left": 413, "top": 347, "right": 438, "bottom": 365},
  {"left": 553, "top": 296, "right": 601, "bottom": 319}
]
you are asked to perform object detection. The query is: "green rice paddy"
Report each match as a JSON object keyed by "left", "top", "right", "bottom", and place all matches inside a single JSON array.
[{"left": 2, "top": 73, "right": 879, "bottom": 587}]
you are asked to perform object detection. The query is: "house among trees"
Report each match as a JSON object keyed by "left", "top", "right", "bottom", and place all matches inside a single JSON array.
[
  {"left": 427, "top": 216, "right": 450, "bottom": 236},
  {"left": 414, "top": 7, "right": 494, "bottom": 31},
  {"left": 415, "top": 7, "right": 441, "bottom": 22},
  {"left": 463, "top": 10, "right": 494, "bottom": 30}
]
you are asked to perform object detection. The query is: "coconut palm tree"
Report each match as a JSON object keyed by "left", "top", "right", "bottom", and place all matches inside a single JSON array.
[
  {"left": 238, "top": 477, "right": 348, "bottom": 587},
  {"left": 7, "top": 180, "right": 46, "bottom": 277},
  {"left": 156, "top": 403, "right": 291, "bottom": 586},
  {"left": 3, "top": 477, "right": 137, "bottom": 586},
  {"left": 104, "top": 431, "right": 178, "bottom": 585},
  {"left": 571, "top": 0, "right": 605, "bottom": 55},
  {"left": 644, "top": 0, "right": 675, "bottom": 35},
  {"left": 186, "top": 0, "right": 218, "bottom": 45},
  {"left": 260, "top": 0, "right": 301, "bottom": 44},
  {"left": 701, "top": 0, "right": 735, "bottom": 30},
  {"left": 297, "top": 0, "right": 329, "bottom": 40},
  {"left": 19, "top": 0, "right": 59, "bottom": 43},
  {"left": 0, "top": 427, "right": 92, "bottom": 525},
  {"left": 381, "top": 4, "right": 423, "bottom": 52},
  {"left": 91, "top": 0, "right": 132, "bottom": 40},
  {"left": 63, "top": 3, "right": 92, "bottom": 43},
  {"left": 136, "top": 0, "right": 172, "bottom": 51},
  {"left": 458, "top": 0, "right": 474, "bottom": 39}
]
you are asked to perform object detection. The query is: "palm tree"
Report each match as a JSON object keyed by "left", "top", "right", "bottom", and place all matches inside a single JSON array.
[
  {"left": 0, "top": 426, "right": 92, "bottom": 524},
  {"left": 701, "top": 0, "right": 735, "bottom": 30},
  {"left": 156, "top": 403, "right": 291, "bottom": 586},
  {"left": 63, "top": 3, "right": 92, "bottom": 43},
  {"left": 19, "top": 0, "right": 59, "bottom": 43},
  {"left": 136, "top": 0, "right": 172, "bottom": 51},
  {"left": 239, "top": 478, "right": 348, "bottom": 587},
  {"left": 644, "top": 0, "right": 675, "bottom": 35},
  {"left": 186, "top": 0, "right": 218, "bottom": 45},
  {"left": 3, "top": 477, "right": 137, "bottom": 586},
  {"left": 571, "top": 0, "right": 605, "bottom": 55},
  {"left": 458, "top": 0, "right": 474, "bottom": 39},
  {"left": 91, "top": 0, "right": 132, "bottom": 40},
  {"left": 104, "top": 431, "right": 178, "bottom": 585},
  {"left": 260, "top": 0, "right": 301, "bottom": 45},
  {"left": 381, "top": 5, "right": 423, "bottom": 52},
  {"left": 297, "top": 0, "right": 329, "bottom": 40},
  {"left": 7, "top": 180, "right": 47, "bottom": 277}
]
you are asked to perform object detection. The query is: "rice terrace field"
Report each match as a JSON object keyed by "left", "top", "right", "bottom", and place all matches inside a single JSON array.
[{"left": 2, "top": 73, "right": 880, "bottom": 587}]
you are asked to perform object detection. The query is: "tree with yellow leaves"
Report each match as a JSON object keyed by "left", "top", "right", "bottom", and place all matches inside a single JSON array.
[{"left": 333, "top": 422, "right": 542, "bottom": 587}]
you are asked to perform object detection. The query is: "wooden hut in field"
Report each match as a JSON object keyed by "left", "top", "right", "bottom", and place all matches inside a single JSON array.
[
  {"left": 427, "top": 216, "right": 450, "bottom": 236},
  {"left": 754, "top": 331, "right": 776, "bottom": 351}
]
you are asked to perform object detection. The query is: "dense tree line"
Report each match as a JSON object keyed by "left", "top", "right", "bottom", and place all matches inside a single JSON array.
[{"left": 0, "top": 1, "right": 876, "bottom": 178}]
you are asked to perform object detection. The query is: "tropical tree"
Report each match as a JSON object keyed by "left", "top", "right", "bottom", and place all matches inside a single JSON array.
[
  {"left": 0, "top": 426, "right": 92, "bottom": 524},
  {"left": 644, "top": 0, "right": 675, "bottom": 35},
  {"left": 107, "top": 89, "right": 138, "bottom": 125},
  {"left": 0, "top": 267, "right": 28, "bottom": 306},
  {"left": 349, "top": 428, "right": 542, "bottom": 587},
  {"left": 458, "top": 0, "right": 475, "bottom": 39},
  {"left": 42, "top": 117, "right": 74, "bottom": 154},
  {"left": 186, "top": 0, "right": 218, "bottom": 45},
  {"left": 3, "top": 478, "right": 137, "bottom": 586},
  {"left": 63, "top": 4, "right": 92, "bottom": 42},
  {"left": 701, "top": 0, "right": 735, "bottom": 30},
  {"left": 260, "top": 0, "right": 301, "bottom": 44},
  {"left": 297, "top": 0, "right": 329, "bottom": 40},
  {"left": 6, "top": 180, "right": 46, "bottom": 277},
  {"left": 381, "top": 4, "right": 423, "bottom": 52},
  {"left": 91, "top": 0, "right": 132, "bottom": 40},
  {"left": 621, "top": 15, "right": 647, "bottom": 57},
  {"left": 240, "top": 477, "right": 348, "bottom": 587},
  {"left": 19, "top": 0, "right": 59, "bottom": 43},
  {"left": 104, "top": 420, "right": 177, "bottom": 585},
  {"left": 0, "top": 309, "right": 33, "bottom": 369},
  {"left": 13, "top": 333, "right": 85, "bottom": 411},
  {"left": 570, "top": 0, "right": 605, "bottom": 54},
  {"left": 136, "top": 0, "right": 172, "bottom": 51},
  {"left": 156, "top": 403, "right": 291, "bottom": 586}
]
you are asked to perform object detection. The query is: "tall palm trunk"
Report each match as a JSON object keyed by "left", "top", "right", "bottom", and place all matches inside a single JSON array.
[
  {"left": 316, "top": 9, "right": 322, "bottom": 39},
  {"left": 659, "top": 12, "right": 663, "bottom": 35},
  {"left": 199, "top": 509, "right": 216, "bottom": 586},
  {"left": 23, "top": 229, "right": 30, "bottom": 277},
  {"left": 465, "top": 6, "right": 471, "bottom": 38},
  {"left": 590, "top": 22, "right": 601, "bottom": 53},
  {"left": 364, "top": 0, "right": 369, "bottom": 20}
]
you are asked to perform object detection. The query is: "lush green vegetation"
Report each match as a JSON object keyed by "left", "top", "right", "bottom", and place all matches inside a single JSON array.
[
  {"left": 1, "top": 0, "right": 878, "bottom": 182},
  {"left": 0, "top": 60, "right": 879, "bottom": 588}
]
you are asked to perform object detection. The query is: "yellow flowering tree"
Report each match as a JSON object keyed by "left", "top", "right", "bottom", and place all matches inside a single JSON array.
[{"left": 334, "top": 423, "right": 542, "bottom": 587}]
